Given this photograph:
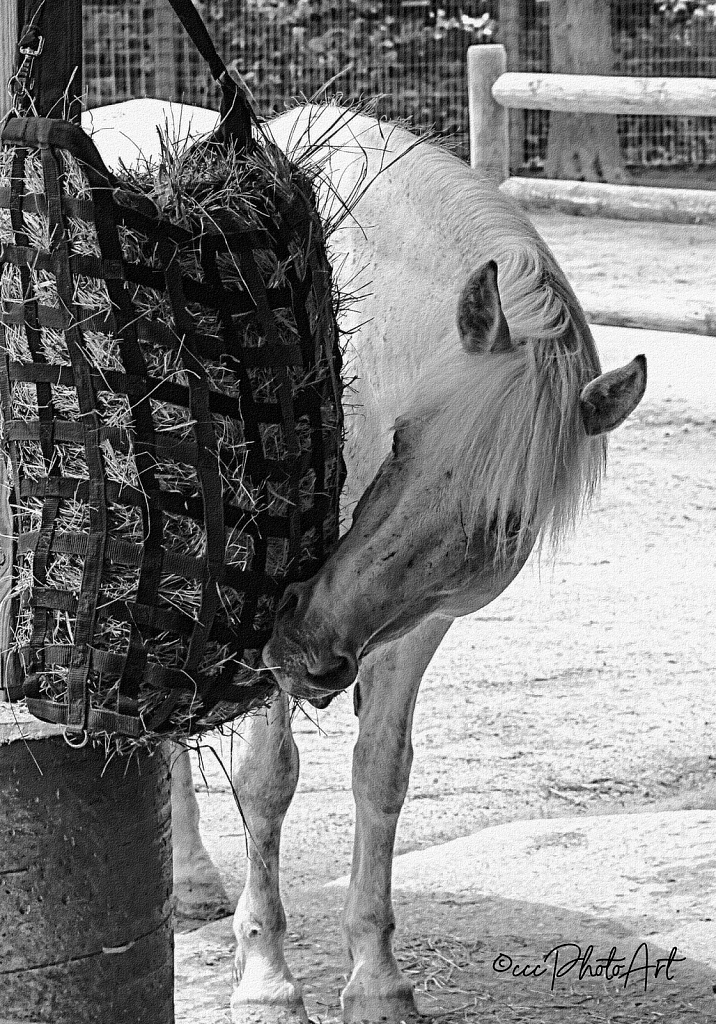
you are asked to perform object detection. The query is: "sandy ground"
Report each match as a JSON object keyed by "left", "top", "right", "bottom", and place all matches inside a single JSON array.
[
  {"left": 174, "top": 209, "right": 716, "bottom": 1023},
  {"left": 186, "top": 210, "right": 716, "bottom": 877},
  {"left": 533, "top": 212, "right": 716, "bottom": 321}
]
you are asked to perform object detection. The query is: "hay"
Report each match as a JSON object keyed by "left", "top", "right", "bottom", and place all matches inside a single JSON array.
[{"left": 0, "top": 115, "right": 345, "bottom": 745}]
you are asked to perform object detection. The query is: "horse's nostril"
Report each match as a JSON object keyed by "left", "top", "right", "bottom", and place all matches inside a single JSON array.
[{"left": 313, "top": 649, "right": 359, "bottom": 688}]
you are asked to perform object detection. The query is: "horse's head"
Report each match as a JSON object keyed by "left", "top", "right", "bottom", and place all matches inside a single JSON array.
[{"left": 263, "top": 262, "right": 646, "bottom": 706}]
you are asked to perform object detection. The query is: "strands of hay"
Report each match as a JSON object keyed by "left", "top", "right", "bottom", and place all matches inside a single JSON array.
[{"left": 0, "top": 118, "right": 345, "bottom": 745}]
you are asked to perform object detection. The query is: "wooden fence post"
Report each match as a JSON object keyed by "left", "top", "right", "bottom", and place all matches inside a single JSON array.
[
  {"left": 497, "top": 0, "right": 525, "bottom": 173},
  {"left": 0, "top": 0, "right": 18, "bottom": 121},
  {"left": 467, "top": 44, "right": 509, "bottom": 183},
  {"left": 0, "top": 708, "right": 175, "bottom": 1024}
]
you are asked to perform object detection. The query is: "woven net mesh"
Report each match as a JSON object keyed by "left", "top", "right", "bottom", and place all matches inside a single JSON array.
[{"left": 0, "top": 116, "right": 344, "bottom": 741}]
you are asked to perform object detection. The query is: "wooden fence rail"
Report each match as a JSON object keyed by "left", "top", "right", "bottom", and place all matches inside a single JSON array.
[
  {"left": 468, "top": 44, "right": 716, "bottom": 337},
  {"left": 492, "top": 72, "right": 716, "bottom": 118}
]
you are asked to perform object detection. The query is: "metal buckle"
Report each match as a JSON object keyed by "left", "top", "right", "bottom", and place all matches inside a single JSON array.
[
  {"left": 19, "top": 35, "right": 44, "bottom": 59},
  {"left": 63, "top": 726, "right": 89, "bottom": 748}
]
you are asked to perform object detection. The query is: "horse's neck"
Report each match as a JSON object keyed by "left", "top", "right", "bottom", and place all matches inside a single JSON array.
[
  {"left": 336, "top": 190, "right": 459, "bottom": 505},
  {"left": 269, "top": 107, "right": 465, "bottom": 500}
]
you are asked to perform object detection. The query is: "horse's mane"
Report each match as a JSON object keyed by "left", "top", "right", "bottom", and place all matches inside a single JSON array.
[
  {"left": 408, "top": 339, "right": 606, "bottom": 563},
  {"left": 391, "top": 139, "right": 608, "bottom": 561},
  {"left": 278, "top": 105, "right": 608, "bottom": 561}
]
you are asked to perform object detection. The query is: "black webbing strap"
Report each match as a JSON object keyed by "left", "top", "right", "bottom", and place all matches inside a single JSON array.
[
  {"left": 7, "top": 143, "right": 57, "bottom": 672},
  {"left": 303, "top": 226, "right": 347, "bottom": 562},
  {"left": 11, "top": 0, "right": 252, "bottom": 135},
  {"left": 40, "top": 139, "right": 108, "bottom": 730},
  {"left": 156, "top": 237, "right": 225, "bottom": 691},
  {"left": 12, "top": 0, "right": 82, "bottom": 122},
  {"left": 0, "top": 187, "right": 94, "bottom": 221},
  {"left": 2, "top": 116, "right": 118, "bottom": 184},
  {"left": 83, "top": 145, "right": 165, "bottom": 705},
  {"left": 25, "top": 697, "right": 143, "bottom": 737},
  {"left": 17, "top": 529, "right": 205, "bottom": 582},
  {"left": 1, "top": 97, "right": 343, "bottom": 738},
  {"left": 236, "top": 238, "right": 303, "bottom": 566},
  {"left": 164, "top": 0, "right": 254, "bottom": 151}
]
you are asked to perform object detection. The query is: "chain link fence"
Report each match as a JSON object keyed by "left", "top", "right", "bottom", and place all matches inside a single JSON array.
[
  {"left": 518, "top": 1, "right": 716, "bottom": 171},
  {"left": 83, "top": 1, "right": 716, "bottom": 170},
  {"left": 84, "top": 1, "right": 499, "bottom": 160}
]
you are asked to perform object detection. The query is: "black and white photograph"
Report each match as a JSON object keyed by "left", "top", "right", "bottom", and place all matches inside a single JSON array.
[{"left": 0, "top": 2, "right": 714, "bottom": 1022}]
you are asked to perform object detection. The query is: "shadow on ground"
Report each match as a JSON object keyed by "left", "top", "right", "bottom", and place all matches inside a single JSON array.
[{"left": 176, "top": 881, "right": 716, "bottom": 1024}]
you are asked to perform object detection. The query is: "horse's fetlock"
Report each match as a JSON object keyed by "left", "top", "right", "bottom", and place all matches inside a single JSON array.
[
  {"left": 343, "top": 908, "right": 397, "bottom": 959},
  {"left": 237, "top": 914, "right": 272, "bottom": 943}
]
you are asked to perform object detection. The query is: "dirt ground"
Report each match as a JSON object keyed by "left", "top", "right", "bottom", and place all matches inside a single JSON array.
[{"left": 177, "top": 211, "right": 716, "bottom": 1023}]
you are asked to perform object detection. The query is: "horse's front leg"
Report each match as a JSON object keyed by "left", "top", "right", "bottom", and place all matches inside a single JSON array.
[
  {"left": 342, "top": 617, "right": 450, "bottom": 1022},
  {"left": 169, "top": 742, "right": 232, "bottom": 920},
  {"left": 231, "top": 693, "right": 308, "bottom": 1024}
]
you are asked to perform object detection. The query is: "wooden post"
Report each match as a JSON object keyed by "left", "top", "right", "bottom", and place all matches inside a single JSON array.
[
  {"left": 467, "top": 44, "right": 509, "bottom": 183},
  {"left": 0, "top": 707, "right": 175, "bottom": 1023},
  {"left": 545, "top": 0, "right": 627, "bottom": 183},
  {"left": 153, "top": 1, "right": 180, "bottom": 102},
  {"left": 497, "top": 0, "right": 525, "bottom": 174},
  {"left": 0, "top": 0, "right": 19, "bottom": 120}
]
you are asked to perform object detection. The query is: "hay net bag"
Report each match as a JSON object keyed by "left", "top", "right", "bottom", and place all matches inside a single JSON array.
[{"left": 0, "top": 0, "right": 345, "bottom": 742}]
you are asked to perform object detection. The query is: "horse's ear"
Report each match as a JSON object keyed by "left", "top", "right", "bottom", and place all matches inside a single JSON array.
[
  {"left": 457, "top": 260, "right": 512, "bottom": 353},
  {"left": 580, "top": 355, "right": 647, "bottom": 435}
]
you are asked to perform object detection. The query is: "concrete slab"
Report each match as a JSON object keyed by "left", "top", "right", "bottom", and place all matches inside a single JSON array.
[
  {"left": 329, "top": 810, "right": 716, "bottom": 970},
  {"left": 0, "top": 703, "right": 63, "bottom": 743}
]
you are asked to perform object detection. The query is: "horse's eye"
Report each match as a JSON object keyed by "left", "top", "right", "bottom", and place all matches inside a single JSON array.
[{"left": 392, "top": 431, "right": 401, "bottom": 456}]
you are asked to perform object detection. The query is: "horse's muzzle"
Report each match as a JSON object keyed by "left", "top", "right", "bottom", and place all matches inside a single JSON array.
[
  {"left": 262, "top": 637, "right": 358, "bottom": 707},
  {"left": 262, "top": 583, "right": 359, "bottom": 704}
]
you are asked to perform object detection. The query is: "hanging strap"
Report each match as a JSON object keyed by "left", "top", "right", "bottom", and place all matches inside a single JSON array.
[
  {"left": 9, "top": 0, "right": 253, "bottom": 146},
  {"left": 8, "top": 0, "right": 45, "bottom": 117},
  {"left": 164, "top": 0, "right": 255, "bottom": 152},
  {"left": 10, "top": 0, "right": 82, "bottom": 122}
]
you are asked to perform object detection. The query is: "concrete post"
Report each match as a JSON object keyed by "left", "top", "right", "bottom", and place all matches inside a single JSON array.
[
  {"left": 0, "top": 707, "right": 174, "bottom": 1023},
  {"left": 467, "top": 44, "right": 509, "bottom": 183}
]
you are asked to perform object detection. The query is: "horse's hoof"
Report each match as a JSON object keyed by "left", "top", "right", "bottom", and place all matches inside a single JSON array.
[
  {"left": 231, "top": 964, "right": 308, "bottom": 1023},
  {"left": 341, "top": 988, "right": 419, "bottom": 1023},
  {"left": 230, "top": 999, "right": 310, "bottom": 1024},
  {"left": 174, "top": 877, "right": 233, "bottom": 921}
]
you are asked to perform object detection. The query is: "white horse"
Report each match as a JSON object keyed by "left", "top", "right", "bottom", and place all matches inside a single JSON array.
[{"left": 168, "top": 105, "right": 646, "bottom": 1022}]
